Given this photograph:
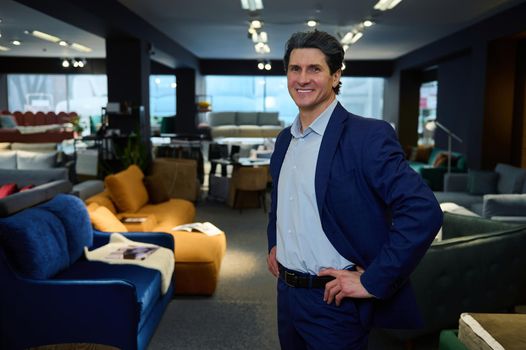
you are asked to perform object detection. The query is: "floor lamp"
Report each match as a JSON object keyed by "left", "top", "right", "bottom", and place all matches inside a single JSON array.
[{"left": 434, "top": 121, "right": 463, "bottom": 174}]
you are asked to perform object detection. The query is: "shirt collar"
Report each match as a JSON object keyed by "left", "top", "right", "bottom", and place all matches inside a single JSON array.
[{"left": 290, "top": 99, "right": 338, "bottom": 139}]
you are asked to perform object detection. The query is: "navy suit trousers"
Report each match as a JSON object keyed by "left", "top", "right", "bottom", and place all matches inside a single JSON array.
[{"left": 277, "top": 279, "right": 371, "bottom": 350}]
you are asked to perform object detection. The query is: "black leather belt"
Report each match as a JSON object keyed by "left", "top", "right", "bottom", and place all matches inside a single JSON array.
[{"left": 278, "top": 264, "right": 334, "bottom": 288}]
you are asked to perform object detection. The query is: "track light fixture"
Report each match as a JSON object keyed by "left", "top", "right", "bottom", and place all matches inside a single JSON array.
[
  {"left": 257, "top": 60, "right": 271, "bottom": 71},
  {"left": 61, "top": 58, "right": 87, "bottom": 69}
]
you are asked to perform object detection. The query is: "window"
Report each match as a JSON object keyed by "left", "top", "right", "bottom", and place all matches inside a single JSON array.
[
  {"left": 205, "top": 75, "right": 384, "bottom": 126},
  {"left": 149, "top": 75, "right": 176, "bottom": 130},
  {"left": 417, "top": 81, "right": 438, "bottom": 145},
  {"left": 7, "top": 74, "right": 108, "bottom": 134}
]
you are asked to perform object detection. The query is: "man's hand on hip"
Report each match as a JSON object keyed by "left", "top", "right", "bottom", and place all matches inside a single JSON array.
[
  {"left": 318, "top": 266, "right": 373, "bottom": 306},
  {"left": 267, "top": 246, "right": 279, "bottom": 277}
]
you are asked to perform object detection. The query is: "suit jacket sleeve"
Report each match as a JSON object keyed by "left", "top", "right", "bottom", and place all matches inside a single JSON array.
[{"left": 359, "top": 121, "right": 443, "bottom": 299}]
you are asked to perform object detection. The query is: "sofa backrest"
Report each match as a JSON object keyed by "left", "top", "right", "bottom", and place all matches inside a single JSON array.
[
  {"left": 0, "top": 194, "right": 93, "bottom": 278},
  {"left": 495, "top": 163, "right": 526, "bottom": 194},
  {"left": 208, "top": 112, "right": 236, "bottom": 126},
  {"left": 0, "top": 150, "right": 59, "bottom": 170}
]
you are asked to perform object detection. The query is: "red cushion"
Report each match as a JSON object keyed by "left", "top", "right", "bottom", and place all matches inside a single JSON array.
[
  {"left": 0, "top": 183, "right": 18, "bottom": 199},
  {"left": 19, "top": 184, "right": 35, "bottom": 192}
]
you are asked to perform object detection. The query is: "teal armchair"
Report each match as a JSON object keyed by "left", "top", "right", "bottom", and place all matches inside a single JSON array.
[{"left": 408, "top": 147, "right": 467, "bottom": 191}]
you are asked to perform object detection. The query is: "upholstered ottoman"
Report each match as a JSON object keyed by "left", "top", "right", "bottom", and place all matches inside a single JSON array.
[
  {"left": 170, "top": 230, "right": 227, "bottom": 295},
  {"left": 458, "top": 313, "right": 526, "bottom": 349}
]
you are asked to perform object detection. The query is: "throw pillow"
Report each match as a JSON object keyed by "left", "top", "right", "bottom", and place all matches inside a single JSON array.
[
  {"left": 0, "top": 183, "right": 18, "bottom": 199},
  {"left": 16, "top": 150, "right": 57, "bottom": 169},
  {"left": 413, "top": 145, "right": 433, "bottom": 163},
  {"left": 467, "top": 170, "right": 498, "bottom": 195},
  {"left": 0, "top": 115, "right": 17, "bottom": 128},
  {"left": 144, "top": 174, "right": 170, "bottom": 204},
  {"left": 105, "top": 165, "right": 149, "bottom": 212},
  {"left": 88, "top": 205, "right": 128, "bottom": 232},
  {"left": 433, "top": 152, "right": 449, "bottom": 168},
  {"left": 0, "top": 151, "right": 17, "bottom": 169},
  {"left": 19, "top": 184, "right": 35, "bottom": 192}
]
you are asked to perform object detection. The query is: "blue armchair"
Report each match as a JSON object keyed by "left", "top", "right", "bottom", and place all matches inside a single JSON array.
[{"left": 0, "top": 194, "right": 174, "bottom": 350}]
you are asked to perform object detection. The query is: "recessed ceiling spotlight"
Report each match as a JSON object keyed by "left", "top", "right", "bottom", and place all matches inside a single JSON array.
[
  {"left": 61, "top": 59, "right": 70, "bottom": 68},
  {"left": 11, "top": 40, "right": 21, "bottom": 46},
  {"left": 257, "top": 62, "right": 265, "bottom": 70},
  {"left": 250, "top": 19, "right": 262, "bottom": 29},
  {"left": 264, "top": 62, "right": 271, "bottom": 70},
  {"left": 307, "top": 19, "right": 318, "bottom": 27},
  {"left": 58, "top": 41, "right": 68, "bottom": 47},
  {"left": 363, "top": 20, "right": 374, "bottom": 27}
]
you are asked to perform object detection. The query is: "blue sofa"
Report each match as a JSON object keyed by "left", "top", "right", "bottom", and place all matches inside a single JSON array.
[{"left": 0, "top": 194, "right": 174, "bottom": 349}]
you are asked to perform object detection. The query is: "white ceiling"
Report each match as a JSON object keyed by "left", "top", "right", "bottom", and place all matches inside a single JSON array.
[{"left": 1, "top": 0, "right": 525, "bottom": 61}]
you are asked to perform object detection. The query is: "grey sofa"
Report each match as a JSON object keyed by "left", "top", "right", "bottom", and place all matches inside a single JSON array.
[
  {"left": 385, "top": 212, "right": 526, "bottom": 341},
  {"left": 0, "top": 168, "right": 72, "bottom": 216},
  {"left": 207, "top": 111, "right": 283, "bottom": 138},
  {"left": 434, "top": 163, "right": 526, "bottom": 220}
]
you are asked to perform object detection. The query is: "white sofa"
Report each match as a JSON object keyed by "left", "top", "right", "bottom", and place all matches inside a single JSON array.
[{"left": 207, "top": 111, "right": 283, "bottom": 138}]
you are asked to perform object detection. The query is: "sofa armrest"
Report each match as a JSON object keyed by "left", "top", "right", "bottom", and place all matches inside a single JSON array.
[
  {"left": 444, "top": 173, "right": 468, "bottom": 192},
  {"left": 482, "top": 194, "right": 526, "bottom": 219},
  {"left": 1, "top": 268, "right": 140, "bottom": 350},
  {"left": 92, "top": 230, "right": 174, "bottom": 250}
]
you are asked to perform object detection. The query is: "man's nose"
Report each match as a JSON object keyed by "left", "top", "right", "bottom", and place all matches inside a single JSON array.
[{"left": 298, "top": 71, "right": 309, "bottom": 84}]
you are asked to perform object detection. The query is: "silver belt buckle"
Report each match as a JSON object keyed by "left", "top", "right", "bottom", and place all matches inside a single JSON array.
[{"left": 284, "top": 270, "right": 298, "bottom": 287}]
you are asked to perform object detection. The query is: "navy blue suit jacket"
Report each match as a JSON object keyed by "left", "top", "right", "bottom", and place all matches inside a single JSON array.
[{"left": 267, "top": 103, "right": 443, "bottom": 329}]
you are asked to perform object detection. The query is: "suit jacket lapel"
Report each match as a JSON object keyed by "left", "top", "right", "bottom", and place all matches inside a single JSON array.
[{"left": 315, "top": 103, "right": 347, "bottom": 215}]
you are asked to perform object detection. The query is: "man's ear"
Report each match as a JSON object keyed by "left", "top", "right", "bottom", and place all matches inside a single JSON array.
[{"left": 333, "top": 69, "right": 342, "bottom": 88}]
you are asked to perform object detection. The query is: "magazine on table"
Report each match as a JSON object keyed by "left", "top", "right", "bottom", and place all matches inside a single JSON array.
[
  {"left": 120, "top": 217, "right": 148, "bottom": 223},
  {"left": 172, "top": 222, "right": 223, "bottom": 236},
  {"left": 106, "top": 245, "right": 159, "bottom": 260}
]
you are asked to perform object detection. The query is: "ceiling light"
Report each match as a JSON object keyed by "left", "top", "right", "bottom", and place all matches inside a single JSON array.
[
  {"left": 374, "top": 0, "right": 402, "bottom": 11},
  {"left": 241, "top": 0, "right": 263, "bottom": 11},
  {"left": 70, "top": 42, "right": 92, "bottom": 53},
  {"left": 77, "top": 60, "right": 85, "bottom": 68},
  {"left": 11, "top": 40, "right": 21, "bottom": 46},
  {"left": 343, "top": 44, "right": 349, "bottom": 52},
  {"left": 0, "top": 45, "right": 10, "bottom": 51},
  {"left": 340, "top": 32, "right": 354, "bottom": 44},
  {"left": 27, "top": 30, "right": 61, "bottom": 43},
  {"left": 62, "top": 59, "right": 70, "bottom": 68},
  {"left": 342, "top": 63, "right": 346, "bottom": 70},
  {"left": 250, "top": 19, "right": 262, "bottom": 29},
  {"left": 350, "top": 32, "right": 363, "bottom": 44},
  {"left": 58, "top": 40, "right": 68, "bottom": 47},
  {"left": 307, "top": 20, "right": 318, "bottom": 28},
  {"left": 363, "top": 20, "right": 374, "bottom": 27},
  {"left": 264, "top": 63, "right": 271, "bottom": 70},
  {"left": 257, "top": 62, "right": 265, "bottom": 70}
]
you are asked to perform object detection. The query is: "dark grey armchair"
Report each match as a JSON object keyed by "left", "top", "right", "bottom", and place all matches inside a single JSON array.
[{"left": 384, "top": 212, "right": 526, "bottom": 342}]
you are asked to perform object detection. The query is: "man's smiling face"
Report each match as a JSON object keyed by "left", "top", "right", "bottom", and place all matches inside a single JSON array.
[{"left": 287, "top": 48, "right": 341, "bottom": 116}]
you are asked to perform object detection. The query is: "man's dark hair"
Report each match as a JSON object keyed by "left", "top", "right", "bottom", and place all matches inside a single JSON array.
[{"left": 283, "top": 30, "right": 344, "bottom": 94}]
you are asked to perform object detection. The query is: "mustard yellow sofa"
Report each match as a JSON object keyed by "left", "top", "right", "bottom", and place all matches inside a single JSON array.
[{"left": 85, "top": 164, "right": 226, "bottom": 295}]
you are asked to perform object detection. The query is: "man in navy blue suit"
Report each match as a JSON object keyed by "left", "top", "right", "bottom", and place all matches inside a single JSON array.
[{"left": 266, "top": 30, "right": 443, "bottom": 349}]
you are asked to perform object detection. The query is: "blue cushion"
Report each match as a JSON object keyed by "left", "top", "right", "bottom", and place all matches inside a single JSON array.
[
  {"left": 39, "top": 194, "right": 93, "bottom": 263},
  {"left": 0, "top": 208, "right": 70, "bottom": 278},
  {"left": 495, "top": 163, "right": 526, "bottom": 194},
  {"left": 55, "top": 260, "right": 163, "bottom": 328},
  {"left": 467, "top": 170, "right": 498, "bottom": 195}
]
